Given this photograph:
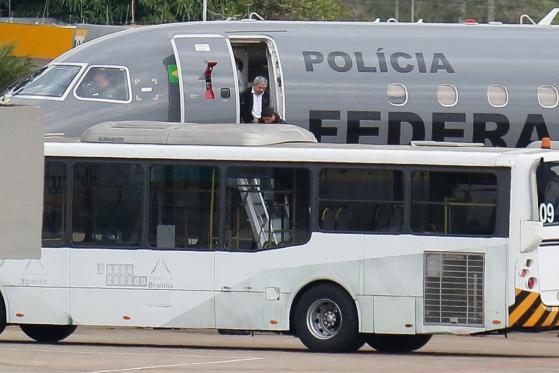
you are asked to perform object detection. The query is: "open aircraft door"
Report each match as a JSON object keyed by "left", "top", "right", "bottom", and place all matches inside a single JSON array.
[{"left": 171, "top": 35, "right": 239, "bottom": 123}]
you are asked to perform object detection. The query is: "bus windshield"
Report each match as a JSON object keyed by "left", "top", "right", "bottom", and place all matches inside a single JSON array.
[
  {"left": 536, "top": 161, "right": 559, "bottom": 225},
  {"left": 11, "top": 65, "right": 81, "bottom": 98}
]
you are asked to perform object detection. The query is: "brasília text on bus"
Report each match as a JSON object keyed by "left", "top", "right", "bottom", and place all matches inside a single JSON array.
[{"left": 0, "top": 122, "right": 558, "bottom": 352}]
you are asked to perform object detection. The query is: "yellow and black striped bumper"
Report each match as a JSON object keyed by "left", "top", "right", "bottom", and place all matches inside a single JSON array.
[{"left": 508, "top": 289, "right": 559, "bottom": 329}]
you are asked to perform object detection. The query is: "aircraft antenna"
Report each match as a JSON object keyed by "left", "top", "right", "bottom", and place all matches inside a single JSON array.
[
  {"left": 538, "top": 8, "right": 559, "bottom": 25},
  {"left": 249, "top": 12, "right": 264, "bottom": 20},
  {"left": 520, "top": 14, "right": 536, "bottom": 24}
]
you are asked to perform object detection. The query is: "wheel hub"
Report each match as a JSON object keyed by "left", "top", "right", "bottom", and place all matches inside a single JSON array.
[{"left": 306, "top": 298, "right": 342, "bottom": 340}]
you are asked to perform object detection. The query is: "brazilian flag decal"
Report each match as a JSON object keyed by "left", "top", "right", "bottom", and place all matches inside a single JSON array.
[{"left": 167, "top": 64, "right": 179, "bottom": 83}]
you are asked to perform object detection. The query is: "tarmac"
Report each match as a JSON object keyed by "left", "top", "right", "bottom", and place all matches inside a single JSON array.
[{"left": 1, "top": 325, "right": 559, "bottom": 372}]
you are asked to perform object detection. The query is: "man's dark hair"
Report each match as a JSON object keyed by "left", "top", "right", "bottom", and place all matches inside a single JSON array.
[{"left": 261, "top": 107, "right": 276, "bottom": 117}]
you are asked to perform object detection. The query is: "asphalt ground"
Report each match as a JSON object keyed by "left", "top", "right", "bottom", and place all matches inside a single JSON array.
[{"left": 1, "top": 326, "right": 559, "bottom": 372}]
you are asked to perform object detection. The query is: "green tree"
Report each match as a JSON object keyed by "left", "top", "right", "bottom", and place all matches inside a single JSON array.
[
  {"left": 1, "top": 0, "right": 350, "bottom": 23},
  {"left": 244, "top": 0, "right": 351, "bottom": 20},
  {"left": 0, "top": 44, "right": 34, "bottom": 93},
  {"left": 2, "top": 0, "right": 558, "bottom": 24}
]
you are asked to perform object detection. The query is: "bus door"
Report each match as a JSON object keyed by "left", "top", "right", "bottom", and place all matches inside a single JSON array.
[
  {"left": 171, "top": 34, "right": 239, "bottom": 123},
  {"left": 535, "top": 160, "right": 559, "bottom": 307}
]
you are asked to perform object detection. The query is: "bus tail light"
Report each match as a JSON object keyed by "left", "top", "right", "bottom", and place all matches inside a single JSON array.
[
  {"left": 528, "top": 277, "right": 537, "bottom": 289},
  {"left": 520, "top": 269, "right": 529, "bottom": 277}
]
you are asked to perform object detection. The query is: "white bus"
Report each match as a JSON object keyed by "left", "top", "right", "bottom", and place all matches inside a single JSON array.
[{"left": 0, "top": 122, "right": 557, "bottom": 353}]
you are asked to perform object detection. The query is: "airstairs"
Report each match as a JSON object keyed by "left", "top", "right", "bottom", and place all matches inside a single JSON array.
[{"left": 237, "top": 178, "right": 290, "bottom": 249}]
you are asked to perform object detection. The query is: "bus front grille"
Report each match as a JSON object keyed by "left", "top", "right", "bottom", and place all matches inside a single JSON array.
[{"left": 424, "top": 252, "right": 484, "bottom": 327}]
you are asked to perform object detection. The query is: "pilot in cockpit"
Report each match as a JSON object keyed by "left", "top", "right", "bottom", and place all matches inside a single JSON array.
[{"left": 81, "top": 70, "right": 119, "bottom": 100}]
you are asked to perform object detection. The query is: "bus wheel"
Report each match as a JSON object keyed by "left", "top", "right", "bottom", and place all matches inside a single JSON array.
[
  {"left": 20, "top": 324, "right": 77, "bottom": 343},
  {"left": 295, "top": 284, "right": 363, "bottom": 352},
  {"left": 365, "top": 334, "right": 432, "bottom": 352}
]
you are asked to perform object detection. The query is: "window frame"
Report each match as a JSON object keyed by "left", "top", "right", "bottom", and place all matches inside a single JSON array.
[
  {"left": 70, "top": 159, "right": 146, "bottom": 249},
  {"left": 12, "top": 63, "right": 87, "bottom": 102},
  {"left": 487, "top": 85, "right": 509, "bottom": 108},
  {"left": 146, "top": 161, "right": 221, "bottom": 251},
  {"left": 537, "top": 85, "right": 559, "bottom": 109},
  {"left": 315, "top": 163, "right": 510, "bottom": 238},
  {"left": 42, "top": 159, "right": 69, "bottom": 247},
  {"left": 536, "top": 161, "right": 559, "bottom": 227},
  {"left": 222, "top": 163, "right": 313, "bottom": 252},
  {"left": 73, "top": 64, "right": 133, "bottom": 104},
  {"left": 42, "top": 157, "right": 511, "bottom": 251},
  {"left": 437, "top": 84, "right": 459, "bottom": 107},
  {"left": 317, "top": 166, "right": 405, "bottom": 234},
  {"left": 410, "top": 169, "right": 500, "bottom": 236},
  {"left": 387, "top": 83, "right": 408, "bottom": 107}
]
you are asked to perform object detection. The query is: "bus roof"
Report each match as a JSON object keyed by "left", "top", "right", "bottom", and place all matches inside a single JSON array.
[{"left": 41, "top": 121, "right": 559, "bottom": 167}]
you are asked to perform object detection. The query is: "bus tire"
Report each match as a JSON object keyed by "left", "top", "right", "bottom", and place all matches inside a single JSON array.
[
  {"left": 365, "top": 333, "right": 432, "bottom": 352},
  {"left": 294, "top": 283, "right": 363, "bottom": 352},
  {"left": 20, "top": 324, "right": 77, "bottom": 343}
]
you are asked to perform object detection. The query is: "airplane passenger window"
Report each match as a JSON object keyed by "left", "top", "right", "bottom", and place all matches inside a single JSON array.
[
  {"left": 75, "top": 66, "right": 130, "bottom": 102},
  {"left": 437, "top": 84, "right": 458, "bottom": 107},
  {"left": 538, "top": 86, "right": 559, "bottom": 108},
  {"left": 387, "top": 83, "right": 408, "bottom": 106},
  {"left": 13, "top": 65, "right": 81, "bottom": 98},
  {"left": 487, "top": 85, "right": 508, "bottom": 107}
]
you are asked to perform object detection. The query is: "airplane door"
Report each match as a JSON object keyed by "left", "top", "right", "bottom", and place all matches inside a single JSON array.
[{"left": 171, "top": 35, "right": 239, "bottom": 123}]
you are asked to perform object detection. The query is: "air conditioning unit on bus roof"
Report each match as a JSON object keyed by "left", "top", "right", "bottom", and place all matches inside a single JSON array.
[{"left": 79, "top": 121, "right": 317, "bottom": 146}]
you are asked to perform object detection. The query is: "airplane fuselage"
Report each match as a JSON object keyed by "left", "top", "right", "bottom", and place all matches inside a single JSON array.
[{"left": 4, "top": 21, "right": 559, "bottom": 146}]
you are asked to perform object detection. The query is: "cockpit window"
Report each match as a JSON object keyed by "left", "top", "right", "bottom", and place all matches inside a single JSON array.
[
  {"left": 12, "top": 65, "right": 81, "bottom": 98},
  {"left": 75, "top": 66, "right": 130, "bottom": 102},
  {"left": 536, "top": 161, "right": 559, "bottom": 225}
]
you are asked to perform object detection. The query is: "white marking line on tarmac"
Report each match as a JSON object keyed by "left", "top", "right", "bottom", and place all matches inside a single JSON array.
[
  {"left": 80, "top": 357, "right": 264, "bottom": 373},
  {"left": 0, "top": 347, "right": 244, "bottom": 359},
  {"left": 192, "top": 357, "right": 264, "bottom": 365}
]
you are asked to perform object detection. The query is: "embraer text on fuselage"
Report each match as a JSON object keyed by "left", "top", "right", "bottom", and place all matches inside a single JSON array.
[{"left": 303, "top": 50, "right": 455, "bottom": 73}]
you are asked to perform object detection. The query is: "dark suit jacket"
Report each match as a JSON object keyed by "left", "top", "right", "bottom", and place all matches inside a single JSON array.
[{"left": 240, "top": 88, "right": 270, "bottom": 123}]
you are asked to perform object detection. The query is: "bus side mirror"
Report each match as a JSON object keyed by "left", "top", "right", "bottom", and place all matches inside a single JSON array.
[{"left": 520, "top": 220, "right": 543, "bottom": 253}]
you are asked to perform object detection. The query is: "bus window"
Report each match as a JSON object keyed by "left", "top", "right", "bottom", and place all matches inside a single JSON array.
[
  {"left": 319, "top": 168, "right": 404, "bottom": 232},
  {"left": 12, "top": 65, "right": 81, "bottom": 98},
  {"left": 72, "top": 162, "right": 144, "bottom": 246},
  {"left": 536, "top": 161, "right": 559, "bottom": 225},
  {"left": 42, "top": 160, "right": 67, "bottom": 244},
  {"left": 225, "top": 167, "right": 310, "bottom": 250},
  {"left": 148, "top": 164, "right": 219, "bottom": 249},
  {"left": 411, "top": 171, "right": 497, "bottom": 235}
]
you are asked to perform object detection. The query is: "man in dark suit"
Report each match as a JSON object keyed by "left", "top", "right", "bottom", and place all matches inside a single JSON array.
[{"left": 240, "top": 76, "right": 270, "bottom": 123}]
